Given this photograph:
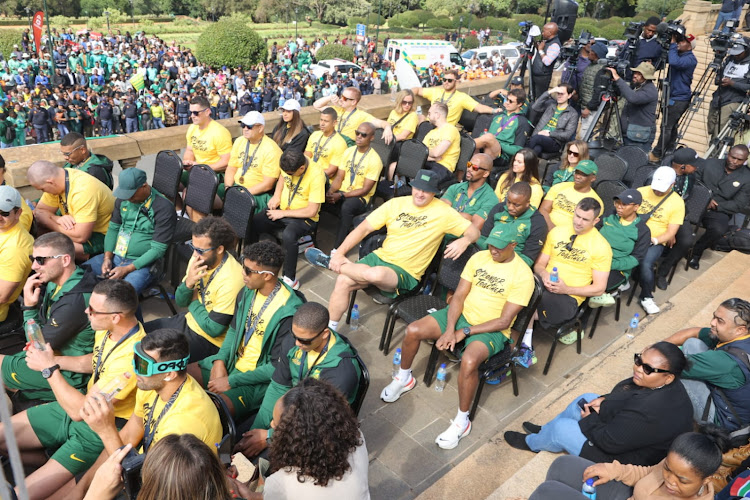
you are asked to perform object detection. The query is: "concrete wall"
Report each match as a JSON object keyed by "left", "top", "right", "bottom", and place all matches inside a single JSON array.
[{"left": 681, "top": 0, "right": 749, "bottom": 37}]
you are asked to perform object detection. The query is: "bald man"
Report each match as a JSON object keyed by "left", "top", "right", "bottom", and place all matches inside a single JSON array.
[
  {"left": 441, "top": 153, "right": 499, "bottom": 233},
  {"left": 531, "top": 22, "right": 561, "bottom": 100}
]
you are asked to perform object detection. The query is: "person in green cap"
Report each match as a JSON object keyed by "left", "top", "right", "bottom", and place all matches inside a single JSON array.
[
  {"left": 83, "top": 168, "right": 176, "bottom": 294},
  {"left": 380, "top": 228, "right": 534, "bottom": 450},
  {"left": 539, "top": 159, "right": 603, "bottom": 230},
  {"left": 59, "top": 132, "right": 114, "bottom": 189}
]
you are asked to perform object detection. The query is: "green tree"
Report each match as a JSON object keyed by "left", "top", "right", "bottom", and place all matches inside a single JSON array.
[
  {"left": 514, "top": 0, "right": 544, "bottom": 14},
  {"left": 195, "top": 17, "right": 267, "bottom": 68},
  {"left": 423, "top": 0, "right": 464, "bottom": 17},
  {"left": 316, "top": 43, "right": 355, "bottom": 61},
  {"left": 636, "top": 0, "right": 683, "bottom": 16},
  {"left": 0, "top": 30, "right": 21, "bottom": 60}
]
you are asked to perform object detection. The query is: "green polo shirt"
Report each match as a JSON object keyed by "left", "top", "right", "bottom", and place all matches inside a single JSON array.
[
  {"left": 681, "top": 328, "right": 747, "bottom": 390},
  {"left": 442, "top": 181, "right": 498, "bottom": 221}
]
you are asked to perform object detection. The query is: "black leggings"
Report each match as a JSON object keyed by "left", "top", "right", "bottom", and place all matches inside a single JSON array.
[
  {"left": 250, "top": 214, "right": 316, "bottom": 280},
  {"left": 332, "top": 195, "right": 369, "bottom": 248},
  {"left": 528, "top": 134, "right": 562, "bottom": 156}
]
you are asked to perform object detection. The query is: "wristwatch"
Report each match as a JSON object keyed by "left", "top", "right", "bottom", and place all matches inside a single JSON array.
[
  {"left": 42, "top": 364, "right": 60, "bottom": 379},
  {"left": 462, "top": 327, "right": 472, "bottom": 337}
]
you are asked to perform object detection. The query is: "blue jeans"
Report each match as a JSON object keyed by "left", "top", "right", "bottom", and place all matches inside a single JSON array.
[
  {"left": 525, "top": 392, "right": 600, "bottom": 454},
  {"left": 715, "top": 10, "right": 735, "bottom": 32},
  {"left": 125, "top": 117, "right": 138, "bottom": 133},
  {"left": 218, "top": 111, "right": 230, "bottom": 119},
  {"left": 100, "top": 119, "right": 112, "bottom": 136},
  {"left": 84, "top": 254, "right": 158, "bottom": 295},
  {"left": 34, "top": 124, "right": 49, "bottom": 143},
  {"left": 177, "top": 114, "right": 189, "bottom": 126},
  {"left": 152, "top": 117, "right": 165, "bottom": 128},
  {"left": 639, "top": 243, "right": 664, "bottom": 299}
]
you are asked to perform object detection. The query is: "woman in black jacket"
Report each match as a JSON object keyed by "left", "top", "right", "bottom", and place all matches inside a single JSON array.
[
  {"left": 271, "top": 99, "right": 310, "bottom": 154},
  {"left": 505, "top": 341, "right": 693, "bottom": 466}
]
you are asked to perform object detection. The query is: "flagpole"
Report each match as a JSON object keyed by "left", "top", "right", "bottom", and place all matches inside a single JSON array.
[{"left": 42, "top": 0, "right": 52, "bottom": 49}]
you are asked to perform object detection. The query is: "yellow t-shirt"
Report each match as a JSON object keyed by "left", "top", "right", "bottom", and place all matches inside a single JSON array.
[
  {"left": 39, "top": 168, "right": 115, "bottom": 236},
  {"left": 544, "top": 182, "right": 604, "bottom": 228},
  {"left": 460, "top": 251, "right": 535, "bottom": 336},
  {"left": 134, "top": 375, "right": 222, "bottom": 452},
  {"left": 331, "top": 106, "right": 377, "bottom": 142},
  {"left": 234, "top": 286, "right": 292, "bottom": 373},
  {"left": 19, "top": 201, "right": 32, "bottom": 232},
  {"left": 184, "top": 255, "right": 245, "bottom": 347},
  {"left": 542, "top": 226, "right": 612, "bottom": 304},
  {"left": 367, "top": 197, "right": 471, "bottom": 280},
  {"left": 0, "top": 224, "right": 33, "bottom": 322},
  {"left": 387, "top": 110, "right": 418, "bottom": 140},
  {"left": 421, "top": 87, "right": 478, "bottom": 126},
  {"left": 423, "top": 124, "right": 461, "bottom": 172},
  {"left": 185, "top": 120, "right": 233, "bottom": 166},
  {"left": 279, "top": 164, "right": 326, "bottom": 222},
  {"left": 495, "top": 173, "right": 545, "bottom": 209},
  {"left": 338, "top": 146, "right": 383, "bottom": 202},
  {"left": 637, "top": 187, "right": 685, "bottom": 239},
  {"left": 88, "top": 324, "right": 146, "bottom": 419},
  {"left": 305, "top": 130, "right": 348, "bottom": 173},
  {"left": 228, "top": 135, "right": 282, "bottom": 190}
]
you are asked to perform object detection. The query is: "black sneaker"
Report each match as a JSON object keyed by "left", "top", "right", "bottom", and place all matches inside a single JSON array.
[
  {"left": 504, "top": 431, "right": 534, "bottom": 452},
  {"left": 656, "top": 275, "right": 669, "bottom": 291},
  {"left": 522, "top": 421, "right": 542, "bottom": 434}
]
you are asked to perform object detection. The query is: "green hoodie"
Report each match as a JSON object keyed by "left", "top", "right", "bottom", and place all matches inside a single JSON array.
[{"left": 65, "top": 153, "right": 114, "bottom": 189}]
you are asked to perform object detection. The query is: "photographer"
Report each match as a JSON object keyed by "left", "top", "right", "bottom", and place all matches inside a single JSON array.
[
  {"left": 650, "top": 34, "right": 698, "bottom": 162},
  {"left": 607, "top": 62, "right": 659, "bottom": 153},
  {"left": 577, "top": 42, "right": 609, "bottom": 140},
  {"left": 561, "top": 39, "right": 593, "bottom": 93},
  {"left": 634, "top": 17, "right": 663, "bottom": 68},
  {"left": 531, "top": 23, "right": 562, "bottom": 100},
  {"left": 707, "top": 36, "right": 750, "bottom": 139}
]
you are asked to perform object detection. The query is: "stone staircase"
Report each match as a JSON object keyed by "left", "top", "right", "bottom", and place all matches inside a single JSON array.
[{"left": 678, "top": 34, "right": 718, "bottom": 155}]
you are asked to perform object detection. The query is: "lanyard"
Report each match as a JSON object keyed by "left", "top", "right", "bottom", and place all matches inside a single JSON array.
[
  {"left": 240, "top": 139, "right": 263, "bottom": 181},
  {"left": 494, "top": 114, "right": 518, "bottom": 137},
  {"left": 142, "top": 379, "right": 186, "bottom": 453},
  {"left": 240, "top": 283, "right": 281, "bottom": 349},
  {"left": 286, "top": 168, "right": 306, "bottom": 208},
  {"left": 439, "top": 90, "right": 455, "bottom": 105},
  {"left": 337, "top": 108, "right": 356, "bottom": 134},
  {"left": 92, "top": 324, "right": 140, "bottom": 384},
  {"left": 198, "top": 253, "right": 228, "bottom": 305},
  {"left": 126, "top": 193, "right": 154, "bottom": 234},
  {"left": 312, "top": 132, "right": 335, "bottom": 162},
  {"left": 349, "top": 147, "right": 371, "bottom": 186},
  {"left": 298, "top": 341, "right": 330, "bottom": 381},
  {"left": 455, "top": 191, "right": 469, "bottom": 212},
  {"left": 61, "top": 169, "right": 70, "bottom": 215}
]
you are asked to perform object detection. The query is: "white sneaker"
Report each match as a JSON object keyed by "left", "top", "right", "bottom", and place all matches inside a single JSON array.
[
  {"left": 435, "top": 419, "right": 472, "bottom": 450},
  {"left": 640, "top": 297, "right": 660, "bottom": 315},
  {"left": 618, "top": 281, "right": 631, "bottom": 292},
  {"left": 282, "top": 275, "right": 300, "bottom": 290},
  {"left": 380, "top": 375, "right": 416, "bottom": 403}
]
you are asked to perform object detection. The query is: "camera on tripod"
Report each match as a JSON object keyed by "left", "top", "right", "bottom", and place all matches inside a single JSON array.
[
  {"left": 561, "top": 30, "right": 594, "bottom": 62},
  {"left": 710, "top": 23, "right": 742, "bottom": 59},
  {"left": 656, "top": 19, "right": 687, "bottom": 47}
]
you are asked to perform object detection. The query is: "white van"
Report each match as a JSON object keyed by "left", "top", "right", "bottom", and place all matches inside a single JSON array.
[
  {"left": 461, "top": 44, "right": 520, "bottom": 68},
  {"left": 383, "top": 39, "right": 464, "bottom": 70}
]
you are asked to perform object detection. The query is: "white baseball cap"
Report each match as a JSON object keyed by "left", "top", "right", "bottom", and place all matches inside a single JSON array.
[
  {"left": 280, "top": 99, "right": 301, "bottom": 112},
  {"left": 651, "top": 166, "right": 677, "bottom": 192},
  {"left": 239, "top": 111, "right": 265, "bottom": 127}
]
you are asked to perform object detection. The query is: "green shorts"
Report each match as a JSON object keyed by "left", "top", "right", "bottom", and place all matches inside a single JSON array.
[
  {"left": 199, "top": 366, "right": 268, "bottom": 421},
  {"left": 82, "top": 232, "right": 105, "bottom": 256},
  {"left": 430, "top": 307, "right": 510, "bottom": 357},
  {"left": 2, "top": 352, "right": 89, "bottom": 401},
  {"left": 27, "top": 402, "right": 109, "bottom": 475},
  {"left": 253, "top": 192, "right": 271, "bottom": 213},
  {"left": 357, "top": 253, "right": 419, "bottom": 299}
]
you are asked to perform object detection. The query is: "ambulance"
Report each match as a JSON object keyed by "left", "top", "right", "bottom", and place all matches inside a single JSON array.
[{"left": 383, "top": 39, "right": 464, "bottom": 71}]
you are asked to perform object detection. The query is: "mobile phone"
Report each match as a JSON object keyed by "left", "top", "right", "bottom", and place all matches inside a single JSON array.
[{"left": 577, "top": 398, "right": 587, "bottom": 410}]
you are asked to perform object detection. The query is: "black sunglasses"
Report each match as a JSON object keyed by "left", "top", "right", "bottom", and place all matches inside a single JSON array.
[
  {"left": 568, "top": 150, "right": 580, "bottom": 157},
  {"left": 355, "top": 131, "right": 370, "bottom": 137},
  {"left": 443, "top": 78, "right": 456, "bottom": 82},
  {"left": 190, "top": 109, "right": 207, "bottom": 116},
  {"left": 0, "top": 208, "right": 17, "bottom": 217},
  {"left": 565, "top": 234, "right": 577, "bottom": 252},
  {"left": 293, "top": 327, "right": 326, "bottom": 345},
  {"left": 29, "top": 254, "right": 65, "bottom": 265},
  {"left": 187, "top": 241, "right": 215, "bottom": 255},
  {"left": 240, "top": 123, "right": 256, "bottom": 129},
  {"left": 402, "top": 100, "right": 414, "bottom": 105},
  {"left": 634, "top": 353, "right": 671, "bottom": 375},
  {"left": 242, "top": 265, "right": 275, "bottom": 277}
]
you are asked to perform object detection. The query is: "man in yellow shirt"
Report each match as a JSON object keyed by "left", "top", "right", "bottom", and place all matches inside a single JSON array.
[
  {"left": 29, "top": 160, "right": 115, "bottom": 262},
  {"left": 326, "top": 122, "right": 383, "bottom": 248},
  {"left": 0, "top": 185, "right": 33, "bottom": 333},
  {"left": 305, "top": 107, "right": 348, "bottom": 179},
  {"left": 423, "top": 101, "right": 461, "bottom": 185},
  {"left": 539, "top": 160, "right": 603, "bottom": 230},
  {"left": 225, "top": 111, "right": 282, "bottom": 213},
  {"left": 312, "top": 86, "right": 394, "bottom": 145},
  {"left": 412, "top": 68, "right": 500, "bottom": 126},
  {"left": 636, "top": 166, "right": 685, "bottom": 315},
  {"left": 250, "top": 150, "right": 325, "bottom": 290},
  {"left": 381, "top": 230, "right": 534, "bottom": 450},
  {"left": 306, "top": 169, "right": 480, "bottom": 330},
  {"left": 0, "top": 279, "right": 144, "bottom": 499}
]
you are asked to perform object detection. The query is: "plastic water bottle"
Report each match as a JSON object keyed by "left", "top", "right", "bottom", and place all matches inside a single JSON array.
[
  {"left": 435, "top": 364, "right": 447, "bottom": 392},
  {"left": 99, "top": 373, "right": 131, "bottom": 402},
  {"left": 625, "top": 313, "right": 640, "bottom": 338},
  {"left": 350, "top": 305, "right": 360, "bottom": 331},
  {"left": 416, "top": 105, "right": 423, "bottom": 115},
  {"left": 25, "top": 319, "right": 45, "bottom": 350},
  {"left": 550, "top": 267, "right": 559, "bottom": 283},
  {"left": 392, "top": 348, "right": 402, "bottom": 378},
  {"left": 582, "top": 478, "right": 597, "bottom": 499}
]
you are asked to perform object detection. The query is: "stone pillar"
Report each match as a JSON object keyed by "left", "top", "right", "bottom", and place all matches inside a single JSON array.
[
  {"left": 118, "top": 157, "right": 141, "bottom": 170},
  {"left": 681, "top": 0, "right": 722, "bottom": 37}
]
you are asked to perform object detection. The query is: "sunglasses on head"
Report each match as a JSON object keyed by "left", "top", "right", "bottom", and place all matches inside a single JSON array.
[
  {"left": 292, "top": 327, "right": 326, "bottom": 345},
  {"left": 634, "top": 353, "right": 671, "bottom": 375},
  {"left": 190, "top": 109, "right": 207, "bottom": 116},
  {"left": 467, "top": 161, "right": 487, "bottom": 172},
  {"left": 29, "top": 254, "right": 65, "bottom": 265},
  {"left": 187, "top": 241, "right": 215, "bottom": 255},
  {"left": 568, "top": 150, "right": 580, "bottom": 157},
  {"left": 242, "top": 265, "right": 275, "bottom": 277},
  {"left": 355, "top": 131, "right": 370, "bottom": 137}
]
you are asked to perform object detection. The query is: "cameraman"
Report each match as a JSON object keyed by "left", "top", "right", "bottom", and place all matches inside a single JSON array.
[
  {"left": 650, "top": 34, "right": 698, "bottom": 162},
  {"left": 707, "top": 36, "right": 750, "bottom": 139},
  {"left": 577, "top": 42, "right": 609, "bottom": 139},
  {"left": 531, "top": 22, "right": 562, "bottom": 100},
  {"left": 634, "top": 17, "right": 663, "bottom": 69},
  {"left": 607, "top": 62, "right": 659, "bottom": 153},
  {"left": 561, "top": 40, "right": 592, "bottom": 93}
]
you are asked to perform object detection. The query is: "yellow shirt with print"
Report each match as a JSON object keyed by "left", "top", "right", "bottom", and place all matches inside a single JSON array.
[
  {"left": 39, "top": 168, "right": 115, "bottom": 236},
  {"left": 279, "top": 164, "right": 326, "bottom": 222},
  {"left": 543, "top": 226, "right": 612, "bottom": 305},
  {"left": 367, "top": 196, "right": 471, "bottom": 280},
  {"left": 338, "top": 146, "right": 383, "bottom": 202},
  {"left": 88, "top": 324, "right": 146, "bottom": 419},
  {"left": 19, "top": 201, "right": 32, "bottom": 232},
  {"left": 185, "top": 120, "right": 233, "bottom": 166},
  {"left": 421, "top": 87, "right": 478, "bottom": 126},
  {"left": 387, "top": 110, "right": 418, "bottom": 140},
  {"left": 544, "top": 182, "right": 603, "bottom": 228},
  {"left": 305, "top": 130, "right": 348, "bottom": 173},
  {"left": 134, "top": 375, "right": 222, "bottom": 452},
  {"left": 423, "top": 124, "right": 461, "bottom": 172},
  {"left": 0, "top": 224, "right": 33, "bottom": 322},
  {"left": 331, "top": 106, "right": 376, "bottom": 142},
  {"left": 229, "top": 135, "right": 282, "bottom": 189},
  {"left": 185, "top": 255, "right": 245, "bottom": 347},
  {"left": 636, "top": 187, "right": 685, "bottom": 239},
  {"left": 460, "top": 251, "right": 534, "bottom": 336},
  {"left": 234, "top": 285, "right": 292, "bottom": 373},
  {"left": 495, "top": 173, "right": 544, "bottom": 209}
]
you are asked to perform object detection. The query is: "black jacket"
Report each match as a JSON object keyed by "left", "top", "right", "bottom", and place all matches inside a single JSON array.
[
  {"left": 698, "top": 160, "right": 750, "bottom": 216},
  {"left": 713, "top": 52, "right": 750, "bottom": 108},
  {"left": 481, "top": 203, "right": 548, "bottom": 266}
]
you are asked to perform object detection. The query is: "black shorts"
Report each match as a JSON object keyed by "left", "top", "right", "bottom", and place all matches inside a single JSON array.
[{"left": 536, "top": 290, "right": 579, "bottom": 330}]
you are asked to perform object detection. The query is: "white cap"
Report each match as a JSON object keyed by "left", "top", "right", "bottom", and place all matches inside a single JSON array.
[
  {"left": 280, "top": 99, "right": 301, "bottom": 112},
  {"left": 238, "top": 111, "right": 265, "bottom": 127},
  {"left": 651, "top": 166, "right": 677, "bottom": 192}
]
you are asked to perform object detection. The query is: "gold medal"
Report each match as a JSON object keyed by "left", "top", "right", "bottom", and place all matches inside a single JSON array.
[
  {"left": 238, "top": 176, "right": 244, "bottom": 184},
  {"left": 237, "top": 343, "right": 245, "bottom": 358}
]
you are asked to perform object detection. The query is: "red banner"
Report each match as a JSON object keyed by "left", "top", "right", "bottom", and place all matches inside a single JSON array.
[{"left": 32, "top": 11, "right": 43, "bottom": 55}]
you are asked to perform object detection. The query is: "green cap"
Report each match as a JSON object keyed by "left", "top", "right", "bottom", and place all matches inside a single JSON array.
[
  {"left": 114, "top": 168, "right": 147, "bottom": 199},
  {"left": 486, "top": 229, "right": 517, "bottom": 249},
  {"left": 575, "top": 160, "right": 598, "bottom": 175}
]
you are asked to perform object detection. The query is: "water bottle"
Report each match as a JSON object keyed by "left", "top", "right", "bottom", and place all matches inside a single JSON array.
[
  {"left": 99, "top": 373, "right": 131, "bottom": 402},
  {"left": 416, "top": 105, "right": 423, "bottom": 115},
  {"left": 392, "top": 348, "right": 402, "bottom": 378},
  {"left": 582, "top": 478, "right": 597, "bottom": 499},
  {"left": 625, "top": 313, "right": 640, "bottom": 338},
  {"left": 435, "top": 363, "right": 447, "bottom": 392},
  {"left": 25, "top": 319, "right": 45, "bottom": 350},
  {"left": 550, "top": 267, "right": 559, "bottom": 283},
  {"left": 350, "top": 304, "right": 360, "bottom": 331}
]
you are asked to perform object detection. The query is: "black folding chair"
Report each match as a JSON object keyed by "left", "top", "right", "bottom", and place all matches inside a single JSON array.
[
  {"left": 593, "top": 153, "right": 627, "bottom": 187},
  {"left": 415, "top": 121, "right": 434, "bottom": 142},
  {"left": 471, "top": 114, "right": 494, "bottom": 138},
  {"left": 222, "top": 186, "right": 257, "bottom": 254},
  {"left": 538, "top": 299, "right": 590, "bottom": 375},
  {"left": 667, "top": 181, "right": 713, "bottom": 282},
  {"left": 594, "top": 180, "right": 628, "bottom": 217},
  {"left": 615, "top": 146, "right": 649, "bottom": 185},
  {"left": 458, "top": 109, "right": 478, "bottom": 133},
  {"left": 206, "top": 392, "right": 238, "bottom": 466},
  {"left": 152, "top": 150, "right": 183, "bottom": 202},
  {"left": 337, "top": 333, "right": 370, "bottom": 417},
  {"left": 629, "top": 164, "right": 656, "bottom": 189},
  {"left": 392, "top": 140, "right": 429, "bottom": 197},
  {"left": 372, "top": 128, "right": 396, "bottom": 172},
  {"left": 587, "top": 281, "right": 625, "bottom": 339},
  {"left": 439, "top": 134, "right": 475, "bottom": 192}
]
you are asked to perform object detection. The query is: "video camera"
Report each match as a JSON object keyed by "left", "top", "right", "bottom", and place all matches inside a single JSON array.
[
  {"left": 710, "top": 21, "right": 742, "bottom": 59},
  {"left": 561, "top": 30, "right": 594, "bottom": 62},
  {"left": 604, "top": 56, "right": 631, "bottom": 80},
  {"left": 655, "top": 19, "right": 687, "bottom": 47}
]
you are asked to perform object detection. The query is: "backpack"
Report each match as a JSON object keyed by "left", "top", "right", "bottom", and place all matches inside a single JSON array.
[{"left": 715, "top": 226, "right": 750, "bottom": 254}]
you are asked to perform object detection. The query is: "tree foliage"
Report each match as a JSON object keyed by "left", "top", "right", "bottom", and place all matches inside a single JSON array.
[
  {"left": 195, "top": 18, "right": 267, "bottom": 68},
  {"left": 315, "top": 43, "right": 355, "bottom": 61},
  {"left": 0, "top": 29, "right": 21, "bottom": 60},
  {"left": 636, "top": 0, "right": 682, "bottom": 16}
]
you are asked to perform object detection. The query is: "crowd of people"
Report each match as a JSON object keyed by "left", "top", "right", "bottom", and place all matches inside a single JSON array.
[{"left": 0, "top": 13, "right": 750, "bottom": 500}]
